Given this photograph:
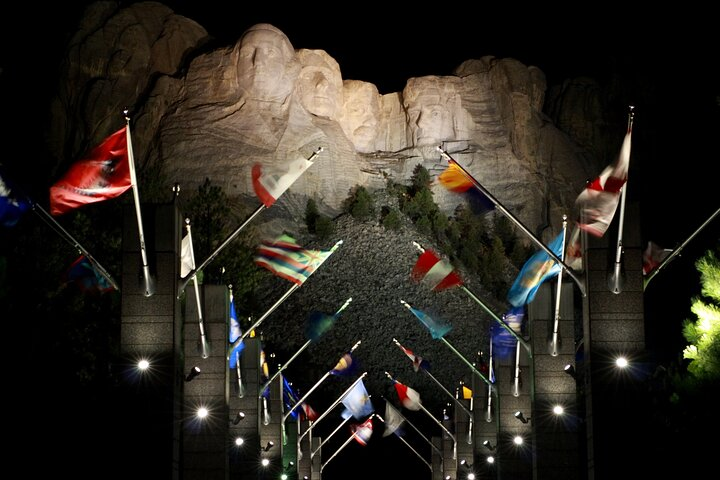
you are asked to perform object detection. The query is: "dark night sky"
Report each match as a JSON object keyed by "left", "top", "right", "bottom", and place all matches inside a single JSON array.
[{"left": 2, "top": 1, "right": 719, "bottom": 478}]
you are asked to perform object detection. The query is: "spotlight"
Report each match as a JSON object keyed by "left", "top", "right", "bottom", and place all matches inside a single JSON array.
[
  {"left": 513, "top": 435, "right": 524, "bottom": 445},
  {"left": 232, "top": 411, "right": 246, "bottom": 425},
  {"left": 263, "top": 440, "right": 275, "bottom": 452},
  {"left": 261, "top": 458, "right": 270, "bottom": 467},
  {"left": 486, "top": 455, "right": 495, "bottom": 464},
  {"left": 553, "top": 405, "right": 565, "bottom": 415},
  {"left": 615, "top": 356, "right": 629, "bottom": 368},
  {"left": 514, "top": 410, "right": 530, "bottom": 424},
  {"left": 483, "top": 440, "right": 496, "bottom": 451},
  {"left": 460, "top": 459, "right": 471, "bottom": 469},
  {"left": 137, "top": 359, "right": 150, "bottom": 371},
  {"left": 564, "top": 364, "right": 577, "bottom": 378},
  {"left": 185, "top": 366, "right": 201, "bottom": 382},
  {"left": 196, "top": 406, "right": 209, "bottom": 419},
  {"left": 234, "top": 436, "right": 244, "bottom": 446}
]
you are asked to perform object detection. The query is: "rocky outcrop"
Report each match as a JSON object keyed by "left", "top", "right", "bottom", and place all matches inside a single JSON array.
[{"left": 48, "top": 1, "right": 607, "bottom": 238}]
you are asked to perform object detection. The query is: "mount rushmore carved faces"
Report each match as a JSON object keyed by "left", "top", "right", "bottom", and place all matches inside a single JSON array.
[{"left": 340, "top": 80, "right": 381, "bottom": 153}]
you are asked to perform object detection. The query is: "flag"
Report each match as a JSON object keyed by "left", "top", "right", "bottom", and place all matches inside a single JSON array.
[
  {"left": 393, "top": 380, "right": 422, "bottom": 411},
  {"left": 64, "top": 255, "right": 114, "bottom": 293},
  {"left": 350, "top": 417, "right": 373, "bottom": 446},
  {"left": 330, "top": 352, "right": 357, "bottom": 376},
  {"left": 260, "top": 348, "right": 270, "bottom": 380},
  {"left": 383, "top": 402, "right": 405, "bottom": 437},
  {"left": 254, "top": 234, "right": 336, "bottom": 285},
  {"left": 228, "top": 292, "right": 245, "bottom": 369},
  {"left": 411, "top": 249, "right": 463, "bottom": 291},
  {"left": 0, "top": 167, "right": 31, "bottom": 227},
  {"left": 408, "top": 306, "right": 452, "bottom": 339},
  {"left": 643, "top": 241, "right": 671, "bottom": 276},
  {"left": 507, "top": 231, "right": 564, "bottom": 307},
  {"left": 437, "top": 162, "right": 495, "bottom": 213},
  {"left": 180, "top": 230, "right": 195, "bottom": 278},
  {"left": 302, "top": 402, "right": 319, "bottom": 421},
  {"left": 305, "top": 310, "right": 339, "bottom": 342},
  {"left": 488, "top": 339, "right": 496, "bottom": 384},
  {"left": 252, "top": 155, "right": 315, "bottom": 208},
  {"left": 462, "top": 385, "right": 473, "bottom": 400},
  {"left": 575, "top": 126, "right": 631, "bottom": 237},
  {"left": 49, "top": 126, "right": 132, "bottom": 216},
  {"left": 283, "top": 377, "right": 301, "bottom": 420},
  {"left": 492, "top": 306, "right": 525, "bottom": 360},
  {"left": 397, "top": 341, "right": 430, "bottom": 372},
  {"left": 341, "top": 379, "right": 374, "bottom": 419}
]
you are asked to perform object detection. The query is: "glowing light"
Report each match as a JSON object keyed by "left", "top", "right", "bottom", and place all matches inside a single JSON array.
[
  {"left": 234, "top": 437, "right": 244, "bottom": 446},
  {"left": 137, "top": 359, "right": 150, "bottom": 370},
  {"left": 281, "top": 475, "right": 288, "bottom": 480},
  {"left": 487, "top": 455, "right": 495, "bottom": 464},
  {"left": 553, "top": 405, "right": 564, "bottom": 415},
  {"left": 615, "top": 356, "right": 629, "bottom": 368},
  {"left": 513, "top": 435, "right": 524, "bottom": 445},
  {"left": 261, "top": 458, "right": 270, "bottom": 467},
  {"left": 197, "top": 406, "right": 209, "bottom": 418},
  {"left": 468, "top": 474, "right": 476, "bottom": 480}
]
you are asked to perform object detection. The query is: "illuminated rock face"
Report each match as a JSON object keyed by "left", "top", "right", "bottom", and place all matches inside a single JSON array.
[{"left": 50, "top": 3, "right": 601, "bottom": 234}]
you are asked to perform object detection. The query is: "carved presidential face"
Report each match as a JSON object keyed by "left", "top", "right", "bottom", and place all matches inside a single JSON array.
[
  {"left": 341, "top": 80, "right": 380, "bottom": 153},
  {"left": 296, "top": 49, "right": 343, "bottom": 120},
  {"left": 237, "top": 24, "right": 296, "bottom": 103},
  {"left": 403, "top": 76, "right": 463, "bottom": 159}
]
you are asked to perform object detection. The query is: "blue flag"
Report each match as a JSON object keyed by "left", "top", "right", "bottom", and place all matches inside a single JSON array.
[
  {"left": 330, "top": 352, "right": 357, "bottom": 377},
  {"left": 408, "top": 306, "right": 452, "bottom": 339},
  {"left": 0, "top": 167, "right": 31, "bottom": 227},
  {"left": 65, "top": 255, "right": 114, "bottom": 293},
  {"left": 283, "top": 377, "right": 301, "bottom": 420},
  {"left": 228, "top": 292, "right": 245, "bottom": 369},
  {"left": 341, "top": 379, "right": 374, "bottom": 420},
  {"left": 507, "top": 232, "right": 564, "bottom": 307},
  {"left": 492, "top": 306, "right": 525, "bottom": 360},
  {"left": 305, "top": 310, "right": 339, "bottom": 341}
]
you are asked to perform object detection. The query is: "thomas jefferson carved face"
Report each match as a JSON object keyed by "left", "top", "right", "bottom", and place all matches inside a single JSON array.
[
  {"left": 295, "top": 49, "right": 343, "bottom": 120},
  {"left": 340, "top": 80, "right": 380, "bottom": 153},
  {"left": 237, "top": 24, "right": 297, "bottom": 103}
]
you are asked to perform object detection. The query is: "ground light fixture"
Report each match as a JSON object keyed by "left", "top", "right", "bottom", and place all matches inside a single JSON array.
[
  {"left": 513, "top": 435, "right": 524, "bottom": 445},
  {"left": 137, "top": 359, "right": 150, "bottom": 371},
  {"left": 615, "top": 356, "right": 629, "bottom": 368},
  {"left": 234, "top": 436, "right": 244, "bottom": 446},
  {"left": 483, "top": 440, "right": 496, "bottom": 451},
  {"left": 263, "top": 441, "right": 275, "bottom": 452},
  {"left": 563, "top": 364, "right": 577, "bottom": 378},
  {"left": 232, "top": 411, "right": 246, "bottom": 425},
  {"left": 514, "top": 410, "right": 530, "bottom": 423}
]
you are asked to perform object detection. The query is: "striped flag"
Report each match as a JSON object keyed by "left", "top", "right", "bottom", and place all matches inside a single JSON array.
[
  {"left": 393, "top": 380, "right": 422, "bottom": 411},
  {"left": 411, "top": 249, "right": 463, "bottom": 291},
  {"left": 254, "top": 235, "right": 336, "bottom": 285},
  {"left": 350, "top": 417, "right": 374, "bottom": 446},
  {"left": 252, "top": 155, "right": 315, "bottom": 208},
  {"left": 228, "top": 291, "right": 245, "bottom": 369},
  {"left": 507, "top": 231, "right": 564, "bottom": 307},
  {"left": 396, "top": 340, "right": 430, "bottom": 372}
]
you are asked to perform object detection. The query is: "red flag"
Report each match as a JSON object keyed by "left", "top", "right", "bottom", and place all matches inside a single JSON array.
[
  {"left": 411, "top": 249, "right": 463, "bottom": 291},
  {"left": 643, "top": 241, "right": 671, "bottom": 276},
  {"left": 50, "top": 127, "right": 131, "bottom": 215},
  {"left": 393, "top": 380, "right": 422, "bottom": 411},
  {"left": 252, "top": 155, "right": 314, "bottom": 208},
  {"left": 350, "top": 417, "right": 373, "bottom": 446},
  {"left": 302, "top": 402, "right": 319, "bottom": 421}
]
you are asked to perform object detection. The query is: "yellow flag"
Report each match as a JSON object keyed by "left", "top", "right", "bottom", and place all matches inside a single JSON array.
[{"left": 462, "top": 385, "right": 473, "bottom": 399}]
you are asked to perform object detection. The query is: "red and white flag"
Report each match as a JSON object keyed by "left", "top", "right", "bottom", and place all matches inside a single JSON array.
[
  {"left": 411, "top": 249, "right": 463, "bottom": 291},
  {"left": 50, "top": 126, "right": 132, "bottom": 215},
  {"left": 643, "top": 241, "right": 671, "bottom": 276},
  {"left": 394, "top": 380, "right": 422, "bottom": 411},
  {"left": 350, "top": 417, "right": 373, "bottom": 446},
  {"left": 574, "top": 126, "right": 632, "bottom": 237},
  {"left": 252, "top": 155, "right": 315, "bottom": 208}
]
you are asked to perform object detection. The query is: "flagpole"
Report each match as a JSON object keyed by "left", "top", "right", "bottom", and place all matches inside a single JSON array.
[
  {"left": 550, "top": 216, "right": 568, "bottom": 356},
  {"left": 608, "top": 109, "right": 634, "bottom": 295},
  {"left": 310, "top": 415, "right": 353, "bottom": 458},
  {"left": 184, "top": 219, "right": 210, "bottom": 358},
  {"left": 124, "top": 111, "right": 154, "bottom": 297},
  {"left": 178, "top": 203, "right": 266, "bottom": 296},
  {"left": 297, "top": 372, "right": 368, "bottom": 459},
  {"left": 282, "top": 341, "right": 362, "bottom": 420},
  {"left": 392, "top": 338, "right": 472, "bottom": 420},
  {"left": 437, "top": 147, "right": 586, "bottom": 297},
  {"left": 644, "top": 206, "right": 720, "bottom": 289},
  {"left": 31, "top": 202, "right": 120, "bottom": 291},
  {"left": 385, "top": 372, "right": 457, "bottom": 460},
  {"left": 460, "top": 384, "right": 474, "bottom": 445},
  {"left": 375, "top": 414, "right": 433, "bottom": 471},
  {"left": 262, "top": 298, "right": 353, "bottom": 397},
  {"left": 320, "top": 413, "right": 376, "bottom": 473},
  {"left": 487, "top": 339, "right": 494, "bottom": 422}
]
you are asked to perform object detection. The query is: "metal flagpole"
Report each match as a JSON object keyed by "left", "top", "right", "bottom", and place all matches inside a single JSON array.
[
  {"left": 263, "top": 298, "right": 353, "bottom": 395},
  {"left": 382, "top": 398, "right": 444, "bottom": 457},
  {"left": 608, "top": 109, "right": 634, "bottom": 294},
  {"left": 124, "top": 111, "right": 154, "bottom": 297},
  {"left": 644, "top": 206, "right": 720, "bottom": 289},
  {"left": 228, "top": 285, "right": 245, "bottom": 398},
  {"left": 311, "top": 415, "right": 353, "bottom": 458},
  {"left": 375, "top": 414, "right": 432, "bottom": 471},
  {"left": 437, "top": 146, "right": 586, "bottom": 297},
  {"left": 550, "top": 216, "right": 568, "bottom": 356},
  {"left": 31, "top": 202, "right": 119, "bottom": 291},
  {"left": 385, "top": 372, "right": 457, "bottom": 460},
  {"left": 184, "top": 219, "right": 209, "bottom": 358},
  {"left": 177, "top": 147, "right": 324, "bottom": 296},
  {"left": 297, "top": 372, "right": 368, "bottom": 459}
]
